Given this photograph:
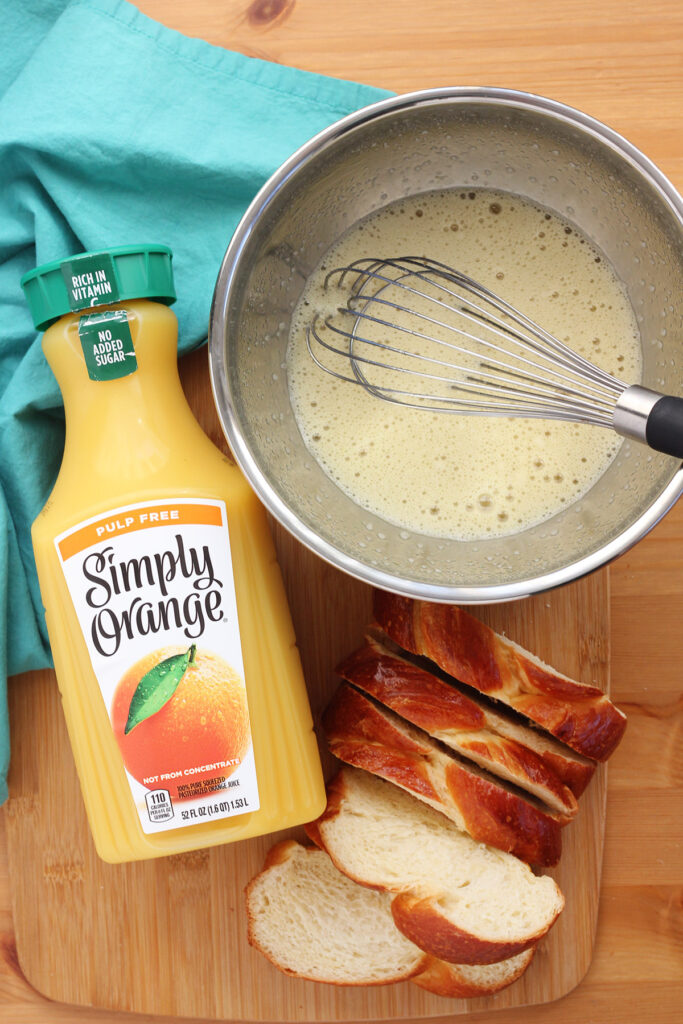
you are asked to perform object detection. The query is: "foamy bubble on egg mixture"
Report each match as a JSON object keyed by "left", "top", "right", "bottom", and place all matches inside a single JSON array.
[{"left": 287, "top": 189, "right": 642, "bottom": 541}]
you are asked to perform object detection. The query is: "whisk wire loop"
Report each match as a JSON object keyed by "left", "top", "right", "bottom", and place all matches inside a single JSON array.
[
  {"left": 311, "top": 256, "right": 622, "bottom": 421},
  {"left": 306, "top": 255, "right": 683, "bottom": 457},
  {"left": 308, "top": 312, "right": 616, "bottom": 423},
  {"left": 342, "top": 256, "right": 623, "bottom": 395},
  {"left": 342, "top": 291, "right": 618, "bottom": 412}
]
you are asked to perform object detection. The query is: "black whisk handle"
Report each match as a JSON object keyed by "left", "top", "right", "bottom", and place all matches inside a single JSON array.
[
  {"left": 615, "top": 386, "right": 683, "bottom": 460},
  {"left": 646, "top": 396, "right": 683, "bottom": 460}
]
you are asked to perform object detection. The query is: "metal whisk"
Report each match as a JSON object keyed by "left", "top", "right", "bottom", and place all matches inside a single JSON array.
[{"left": 306, "top": 256, "right": 683, "bottom": 459}]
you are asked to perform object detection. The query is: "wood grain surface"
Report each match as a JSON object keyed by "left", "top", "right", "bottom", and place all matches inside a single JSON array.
[
  {"left": 2, "top": 333, "right": 610, "bottom": 1020},
  {"left": 1, "top": 1, "right": 682, "bottom": 1023}
]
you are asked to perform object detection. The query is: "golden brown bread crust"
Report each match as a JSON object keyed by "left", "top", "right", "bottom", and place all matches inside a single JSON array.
[
  {"left": 413, "top": 948, "right": 536, "bottom": 998},
  {"left": 539, "top": 747, "right": 594, "bottom": 797},
  {"left": 373, "top": 591, "right": 626, "bottom": 761},
  {"left": 328, "top": 736, "right": 443, "bottom": 803},
  {"left": 323, "top": 684, "right": 563, "bottom": 866},
  {"left": 392, "top": 894, "right": 549, "bottom": 965},
  {"left": 337, "top": 638, "right": 578, "bottom": 819},
  {"left": 365, "top": 627, "right": 596, "bottom": 798},
  {"left": 303, "top": 819, "right": 325, "bottom": 848},
  {"left": 338, "top": 639, "right": 486, "bottom": 731},
  {"left": 260, "top": 837, "right": 302, "bottom": 871}
]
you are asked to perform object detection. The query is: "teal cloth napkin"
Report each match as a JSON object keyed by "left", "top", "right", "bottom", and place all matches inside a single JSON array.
[{"left": 0, "top": 0, "right": 391, "bottom": 803}]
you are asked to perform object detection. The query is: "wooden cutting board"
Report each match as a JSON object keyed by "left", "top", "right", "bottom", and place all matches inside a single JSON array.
[{"left": 4, "top": 348, "right": 610, "bottom": 1020}]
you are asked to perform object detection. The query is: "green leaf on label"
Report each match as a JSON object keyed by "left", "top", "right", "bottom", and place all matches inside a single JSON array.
[{"left": 124, "top": 644, "right": 197, "bottom": 735}]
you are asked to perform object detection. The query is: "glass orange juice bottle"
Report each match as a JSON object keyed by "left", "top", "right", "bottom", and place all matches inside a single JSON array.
[{"left": 21, "top": 245, "right": 325, "bottom": 863}]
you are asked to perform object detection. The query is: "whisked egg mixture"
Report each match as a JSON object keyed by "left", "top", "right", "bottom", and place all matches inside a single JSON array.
[{"left": 287, "top": 189, "right": 642, "bottom": 540}]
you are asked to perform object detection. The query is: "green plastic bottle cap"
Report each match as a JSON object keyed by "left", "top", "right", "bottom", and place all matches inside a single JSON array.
[{"left": 21, "top": 244, "right": 176, "bottom": 330}]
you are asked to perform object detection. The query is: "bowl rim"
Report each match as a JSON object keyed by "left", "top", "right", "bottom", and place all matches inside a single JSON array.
[{"left": 209, "top": 86, "right": 683, "bottom": 603}]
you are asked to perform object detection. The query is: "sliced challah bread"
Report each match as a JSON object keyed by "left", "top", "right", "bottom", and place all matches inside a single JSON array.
[
  {"left": 246, "top": 839, "right": 536, "bottom": 997},
  {"left": 414, "top": 949, "right": 536, "bottom": 998},
  {"left": 338, "top": 634, "right": 578, "bottom": 819},
  {"left": 373, "top": 591, "right": 626, "bottom": 761},
  {"left": 323, "top": 683, "right": 563, "bottom": 866},
  {"left": 246, "top": 840, "right": 427, "bottom": 985},
  {"left": 363, "top": 628, "right": 596, "bottom": 799},
  {"left": 307, "top": 767, "right": 564, "bottom": 965}
]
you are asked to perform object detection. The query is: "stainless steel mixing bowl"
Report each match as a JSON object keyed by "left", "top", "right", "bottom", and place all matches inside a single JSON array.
[{"left": 209, "top": 87, "right": 683, "bottom": 602}]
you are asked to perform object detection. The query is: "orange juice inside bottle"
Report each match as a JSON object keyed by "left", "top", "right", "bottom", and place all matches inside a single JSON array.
[{"left": 21, "top": 245, "right": 325, "bottom": 863}]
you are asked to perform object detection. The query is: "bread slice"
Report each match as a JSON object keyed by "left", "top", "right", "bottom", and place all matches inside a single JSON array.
[
  {"left": 414, "top": 948, "right": 535, "bottom": 998},
  {"left": 373, "top": 591, "right": 626, "bottom": 761},
  {"left": 245, "top": 840, "right": 427, "bottom": 985},
  {"left": 309, "top": 767, "right": 564, "bottom": 964},
  {"left": 323, "top": 683, "right": 563, "bottom": 866},
  {"left": 337, "top": 635, "right": 578, "bottom": 819},
  {"left": 246, "top": 839, "right": 536, "bottom": 996}
]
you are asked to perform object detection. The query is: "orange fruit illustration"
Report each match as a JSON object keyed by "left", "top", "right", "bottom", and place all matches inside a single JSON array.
[{"left": 111, "top": 646, "right": 250, "bottom": 801}]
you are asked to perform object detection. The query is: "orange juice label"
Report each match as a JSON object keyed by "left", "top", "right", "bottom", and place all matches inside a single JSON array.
[
  {"left": 78, "top": 310, "right": 137, "bottom": 382},
  {"left": 55, "top": 498, "right": 259, "bottom": 833}
]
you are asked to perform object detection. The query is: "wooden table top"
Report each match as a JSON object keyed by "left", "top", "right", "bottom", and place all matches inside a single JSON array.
[{"left": 1, "top": 1, "right": 681, "bottom": 1022}]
